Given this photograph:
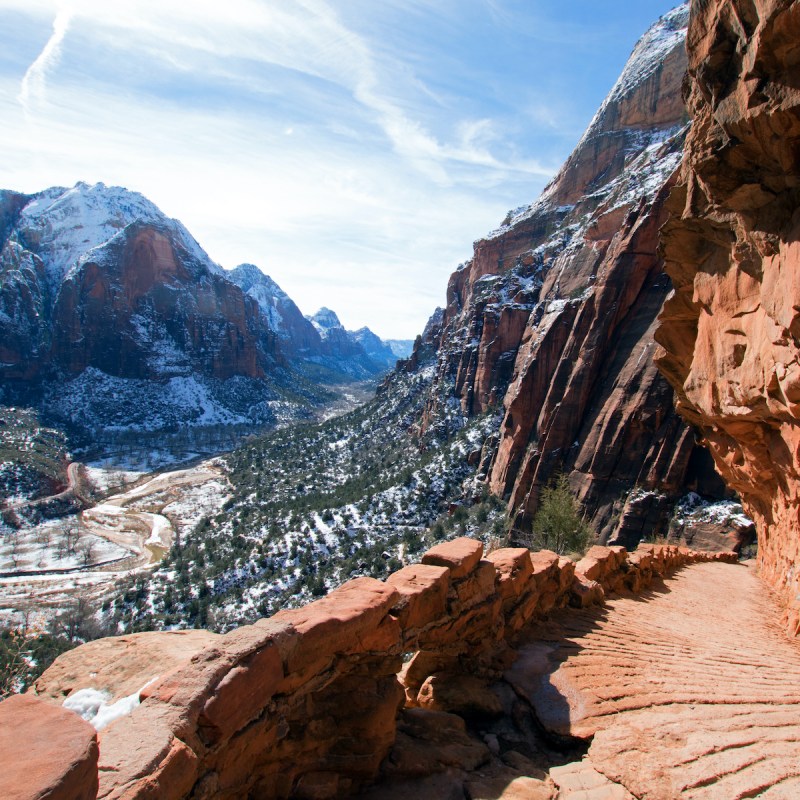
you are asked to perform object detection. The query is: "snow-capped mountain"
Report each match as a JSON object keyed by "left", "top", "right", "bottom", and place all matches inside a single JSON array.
[
  {"left": 0, "top": 183, "right": 368, "bottom": 440},
  {"left": 11, "top": 182, "right": 221, "bottom": 291},
  {"left": 308, "top": 307, "right": 343, "bottom": 337}
]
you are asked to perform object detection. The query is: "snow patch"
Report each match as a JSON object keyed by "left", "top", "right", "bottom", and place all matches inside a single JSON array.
[{"left": 63, "top": 679, "right": 158, "bottom": 731}]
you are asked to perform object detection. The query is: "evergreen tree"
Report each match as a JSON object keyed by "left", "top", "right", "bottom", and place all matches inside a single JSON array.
[{"left": 526, "top": 474, "right": 592, "bottom": 555}]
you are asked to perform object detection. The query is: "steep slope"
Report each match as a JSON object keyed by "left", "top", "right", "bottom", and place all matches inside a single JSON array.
[
  {"left": 307, "top": 307, "right": 397, "bottom": 380},
  {"left": 0, "top": 184, "right": 327, "bottom": 440},
  {"left": 405, "top": 3, "right": 725, "bottom": 544},
  {"left": 656, "top": 0, "right": 800, "bottom": 633},
  {"left": 350, "top": 327, "right": 401, "bottom": 370}
]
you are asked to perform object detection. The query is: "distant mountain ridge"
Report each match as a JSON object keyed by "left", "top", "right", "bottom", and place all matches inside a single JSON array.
[{"left": 0, "top": 182, "right": 404, "bottom": 440}]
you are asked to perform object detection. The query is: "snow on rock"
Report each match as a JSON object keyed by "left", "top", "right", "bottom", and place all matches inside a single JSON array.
[
  {"left": 15, "top": 182, "right": 222, "bottom": 290},
  {"left": 143, "top": 514, "right": 172, "bottom": 547},
  {"left": 63, "top": 680, "right": 156, "bottom": 731},
  {"left": 308, "top": 307, "right": 344, "bottom": 337}
]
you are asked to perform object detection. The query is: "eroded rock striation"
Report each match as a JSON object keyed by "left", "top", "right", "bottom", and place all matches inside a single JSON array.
[
  {"left": 656, "top": 0, "right": 800, "bottom": 633},
  {"left": 406, "top": 4, "right": 727, "bottom": 545}
]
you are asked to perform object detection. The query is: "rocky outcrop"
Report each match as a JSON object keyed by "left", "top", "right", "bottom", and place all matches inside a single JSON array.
[
  {"left": 26, "top": 537, "right": 733, "bottom": 799},
  {"left": 656, "top": 0, "right": 800, "bottom": 633},
  {"left": 227, "top": 263, "right": 323, "bottom": 358},
  {"left": 0, "top": 692, "right": 98, "bottom": 800},
  {"left": 408, "top": 5, "right": 726, "bottom": 543}
]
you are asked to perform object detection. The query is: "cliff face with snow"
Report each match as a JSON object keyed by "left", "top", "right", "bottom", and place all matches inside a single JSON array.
[
  {"left": 0, "top": 184, "right": 398, "bottom": 437},
  {"left": 404, "top": 4, "right": 725, "bottom": 543},
  {"left": 227, "top": 269, "right": 406, "bottom": 381}
]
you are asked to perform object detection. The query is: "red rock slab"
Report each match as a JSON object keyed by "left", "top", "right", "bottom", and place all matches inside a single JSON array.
[
  {"left": 550, "top": 760, "right": 633, "bottom": 799},
  {"left": 387, "top": 563, "right": 450, "bottom": 630},
  {"left": 453, "top": 560, "right": 497, "bottom": 607},
  {"left": 574, "top": 555, "right": 603, "bottom": 582},
  {"left": 569, "top": 574, "right": 604, "bottom": 608},
  {"left": 273, "top": 577, "right": 400, "bottom": 672},
  {"left": 421, "top": 537, "right": 484, "bottom": 579},
  {"left": 141, "top": 620, "right": 296, "bottom": 715},
  {"left": 0, "top": 692, "right": 98, "bottom": 800},
  {"left": 199, "top": 641, "right": 284, "bottom": 742},
  {"left": 97, "top": 702, "right": 197, "bottom": 800},
  {"left": 529, "top": 550, "right": 559, "bottom": 577},
  {"left": 35, "top": 629, "right": 219, "bottom": 705},
  {"left": 557, "top": 558, "right": 576, "bottom": 592},
  {"left": 528, "top": 562, "right": 800, "bottom": 797},
  {"left": 486, "top": 548, "right": 534, "bottom": 601}
]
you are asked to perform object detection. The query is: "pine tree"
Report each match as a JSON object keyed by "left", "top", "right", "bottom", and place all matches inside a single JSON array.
[{"left": 526, "top": 474, "right": 592, "bottom": 556}]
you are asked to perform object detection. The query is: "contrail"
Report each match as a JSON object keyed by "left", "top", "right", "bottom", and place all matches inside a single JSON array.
[{"left": 18, "top": 7, "right": 73, "bottom": 115}]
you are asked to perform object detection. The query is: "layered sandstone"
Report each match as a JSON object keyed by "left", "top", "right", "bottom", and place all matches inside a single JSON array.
[
  {"left": 0, "top": 693, "right": 98, "bottom": 800},
  {"left": 519, "top": 560, "right": 800, "bottom": 798},
  {"left": 410, "top": 5, "right": 728, "bottom": 544},
  {"left": 24, "top": 538, "right": 733, "bottom": 800},
  {"left": 656, "top": 0, "right": 800, "bottom": 633},
  {"left": 49, "top": 223, "right": 276, "bottom": 381}
]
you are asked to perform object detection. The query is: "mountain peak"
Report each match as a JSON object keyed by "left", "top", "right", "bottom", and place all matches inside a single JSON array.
[
  {"left": 309, "top": 307, "right": 343, "bottom": 333},
  {"left": 12, "top": 182, "right": 222, "bottom": 287}
]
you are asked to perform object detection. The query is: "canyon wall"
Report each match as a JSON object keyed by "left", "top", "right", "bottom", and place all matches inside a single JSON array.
[
  {"left": 7, "top": 538, "right": 734, "bottom": 800},
  {"left": 656, "top": 0, "right": 800, "bottom": 633},
  {"left": 409, "top": 5, "right": 727, "bottom": 544}
]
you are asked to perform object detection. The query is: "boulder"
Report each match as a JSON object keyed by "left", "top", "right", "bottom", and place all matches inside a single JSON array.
[{"left": 0, "top": 693, "right": 98, "bottom": 800}]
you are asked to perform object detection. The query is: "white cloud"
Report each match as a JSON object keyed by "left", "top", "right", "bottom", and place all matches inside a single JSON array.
[
  {"left": 1, "top": 0, "right": 570, "bottom": 337},
  {"left": 18, "top": 4, "right": 71, "bottom": 116}
]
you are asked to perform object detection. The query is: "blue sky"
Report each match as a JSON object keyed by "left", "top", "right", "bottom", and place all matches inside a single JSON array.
[{"left": 0, "top": 0, "right": 682, "bottom": 338}]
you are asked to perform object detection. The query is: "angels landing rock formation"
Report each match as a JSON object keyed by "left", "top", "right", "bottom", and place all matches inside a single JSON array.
[
  {"left": 408, "top": 3, "right": 725, "bottom": 544},
  {"left": 656, "top": 0, "right": 800, "bottom": 633}
]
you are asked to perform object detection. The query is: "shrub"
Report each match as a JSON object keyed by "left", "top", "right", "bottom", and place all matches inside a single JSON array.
[{"left": 525, "top": 474, "right": 592, "bottom": 556}]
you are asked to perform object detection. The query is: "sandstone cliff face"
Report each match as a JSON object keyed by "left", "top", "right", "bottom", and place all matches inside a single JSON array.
[
  {"left": 656, "top": 0, "right": 800, "bottom": 633},
  {"left": 413, "top": 5, "right": 725, "bottom": 543},
  {"left": 0, "top": 186, "right": 278, "bottom": 388},
  {"left": 49, "top": 224, "right": 275, "bottom": 382}
]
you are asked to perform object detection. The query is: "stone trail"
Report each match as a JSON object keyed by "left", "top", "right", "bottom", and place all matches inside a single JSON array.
[{"left": 520, "top": 561, "right": 800, "bottom": 799}]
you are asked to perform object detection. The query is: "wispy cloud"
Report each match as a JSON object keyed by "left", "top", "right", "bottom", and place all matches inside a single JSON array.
[
  {"left": 3, "top": 0, "right": 675, "bottom": 337},
  {"left": 18, "top": 3, "right": 71, "bottom": 116}
]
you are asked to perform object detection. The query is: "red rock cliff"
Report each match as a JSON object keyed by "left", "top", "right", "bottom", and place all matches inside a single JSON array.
[
  {"left": 416, "top": 5, "right": 726, "bottom": 543},
  {"left": 656, "top": 0, "right": 800, "bottom": 633},
  {"left": 50, "top": 224, "right": 276, "bottom": 381}
]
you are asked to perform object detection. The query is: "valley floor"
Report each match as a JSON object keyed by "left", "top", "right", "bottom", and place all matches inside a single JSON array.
[{"left": 0, "top": 458, "right": 231, "bottom": 626}]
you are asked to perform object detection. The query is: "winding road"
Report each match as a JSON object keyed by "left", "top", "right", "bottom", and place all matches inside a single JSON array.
[{"left": 0, "top": 460, "right": 231, "bottom": 618}]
